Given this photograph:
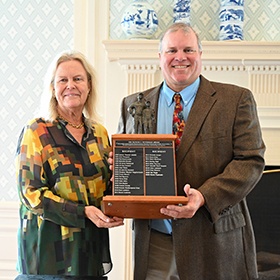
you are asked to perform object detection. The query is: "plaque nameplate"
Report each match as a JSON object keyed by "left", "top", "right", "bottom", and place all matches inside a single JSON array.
[{"left": 113, "top": 134, "right": 176, "bottom": 196}]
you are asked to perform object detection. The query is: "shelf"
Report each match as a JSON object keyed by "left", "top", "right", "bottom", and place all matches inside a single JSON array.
[{"left": 103, "top": 40, "right": 280, "bottom": 62}]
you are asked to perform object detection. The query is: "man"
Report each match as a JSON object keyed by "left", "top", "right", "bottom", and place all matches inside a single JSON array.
[{"left": 116, "top": 23, "right": 265, "bottom": 279}]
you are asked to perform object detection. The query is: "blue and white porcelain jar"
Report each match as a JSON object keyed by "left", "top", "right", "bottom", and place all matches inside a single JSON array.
[
  {"left": 121, "top": 0, "right": 158, "bottom": 39},
  {"left": 173, "top": 0, "right": 191, "bottom": 24},
  {"left": 219, "top": 0, "right": 244, "bottom": 40}
]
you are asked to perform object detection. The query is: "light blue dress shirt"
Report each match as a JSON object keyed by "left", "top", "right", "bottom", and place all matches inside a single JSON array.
[{"left": 151, "top": 77, "right": 200, "bottom": 234}]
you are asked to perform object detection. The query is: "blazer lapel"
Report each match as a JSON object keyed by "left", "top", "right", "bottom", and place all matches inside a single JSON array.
[
  {"left": 176, "top": 76, "right": 217, "bottom": 168},
  {"left": 140, "top": 79, "right": 217, "bottom": 169}
]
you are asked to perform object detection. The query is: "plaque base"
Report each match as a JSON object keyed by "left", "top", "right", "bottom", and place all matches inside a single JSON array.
[{"left": 101, "top": 195, "right": 188, "bottom": 219}]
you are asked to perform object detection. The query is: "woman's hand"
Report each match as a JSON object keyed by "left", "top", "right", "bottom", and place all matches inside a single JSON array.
[
  {"left": 85, "top": 205, "right": 124, "bottom": 228},
  {"left": 108, "top": 151, "right": 114, "bottom": 182},
  {"left": 108, "top": 151, "right": 114, "bottom": 171},
  {"left": 160, "top": 184, "right": 205, "bottom": 219}
]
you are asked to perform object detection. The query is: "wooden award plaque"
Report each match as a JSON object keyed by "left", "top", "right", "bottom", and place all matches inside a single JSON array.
[{"left": 101, "top": 134, "right": 188, "bottom": 219}]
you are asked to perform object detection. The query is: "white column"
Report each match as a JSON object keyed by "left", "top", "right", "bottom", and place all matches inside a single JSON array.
[
  {"left": 248, "top": 64, "right": 280, "bottom": 107},
  {"left": 120, "top": 61, "right": 159, "bottom": 95}
]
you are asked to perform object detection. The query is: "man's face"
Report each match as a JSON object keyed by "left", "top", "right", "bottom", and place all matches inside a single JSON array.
[{"left": 159, "top": 29, "right": 202, "bottom": 92}]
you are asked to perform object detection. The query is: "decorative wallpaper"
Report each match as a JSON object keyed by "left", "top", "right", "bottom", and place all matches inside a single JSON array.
[
  {"left": 110, "top": 0, "right": 280, "bottom": 41},
  {"left": 0, "top": 0, "right": 74, "bottom": 201}
]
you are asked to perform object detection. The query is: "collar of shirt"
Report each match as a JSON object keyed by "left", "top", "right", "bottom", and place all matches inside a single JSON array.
[
  {"left": 161, "top": 77, "right": 200, "bottom": 107},
  {"left": 157, "top": 77, "right": 200, "bottom": 134},
  {"left": 57, "top": 115, "right": 91, "bottom": 144}
]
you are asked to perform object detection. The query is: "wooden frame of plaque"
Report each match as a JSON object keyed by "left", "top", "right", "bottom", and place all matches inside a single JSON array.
[{"left": 101, "top": 134, "right": 188, "bottom": 219}]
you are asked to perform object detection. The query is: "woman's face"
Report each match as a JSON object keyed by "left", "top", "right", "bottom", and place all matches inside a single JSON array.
[{"left": 53, "top": 60, "right": 90, "bottom": 113}]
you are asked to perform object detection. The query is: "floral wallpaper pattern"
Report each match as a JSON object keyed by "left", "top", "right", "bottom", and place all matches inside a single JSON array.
[{"left": 0, "top": 0, "right": 74, "bottom": 201}]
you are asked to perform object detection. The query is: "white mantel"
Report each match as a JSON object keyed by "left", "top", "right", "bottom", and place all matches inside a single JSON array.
[
  {"left": 103, "top": 40, "right": 280, "bottom": 166},
  {"left": 103, "top": 40, "right": 280, "bottom": 61}
]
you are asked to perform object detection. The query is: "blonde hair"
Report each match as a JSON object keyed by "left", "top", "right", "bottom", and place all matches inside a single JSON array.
[{"left": 40, "top": 51, "right": 100, "bottom": 126}]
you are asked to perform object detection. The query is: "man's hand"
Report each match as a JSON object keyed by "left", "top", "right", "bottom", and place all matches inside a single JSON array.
[{"left": 160, "top": 184, "right": 205, "bottom": 219}]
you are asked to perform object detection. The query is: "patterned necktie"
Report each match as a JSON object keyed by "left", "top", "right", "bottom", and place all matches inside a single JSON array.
[{"left": 172, "top": 93, "right": 185, "bottom": 148}]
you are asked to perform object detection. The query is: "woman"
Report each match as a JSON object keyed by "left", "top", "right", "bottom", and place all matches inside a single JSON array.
[{"left": 16, "top": 51, "right": 124, "bottom": 276}]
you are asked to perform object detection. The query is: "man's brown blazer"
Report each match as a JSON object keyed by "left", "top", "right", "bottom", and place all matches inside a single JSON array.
[{"left": 117, "top": 75, "right": 265, "bottom": 280}]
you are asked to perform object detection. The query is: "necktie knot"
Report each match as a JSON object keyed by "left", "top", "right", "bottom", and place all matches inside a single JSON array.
[
  {"left": 174, "top": 93, "right": 181, "bottom": 105},
  {"left": 172, "top": 93, "right": 185, "bottom": 148}
]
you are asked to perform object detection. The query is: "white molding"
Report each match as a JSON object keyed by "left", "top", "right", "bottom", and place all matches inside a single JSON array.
[
  {"left": 0, "top": 201, "right": 18, "bottom": 222},
  {"left": 103, "top": 40, "right": 159, "bottom": 61},
  {"left": 73, "top": 0, "right": 99, "bottom": 64},
  {"left": 0, "top": 202, "right": 19, "bottom": 280},
  {"left": 73, "top": 0, "right": 88, "bottom": 55},
  {"left": 258, "top": 107, "right": 280, "bottom": 129},
  {"left": 200, "top": 41, "right": 280, "bottom": 61},
  {"left": 124, "top": 220, "right": 133, "bottom": 280},
  {"left": 102, "top": 40, "right": 280, "bottom": 62}
]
